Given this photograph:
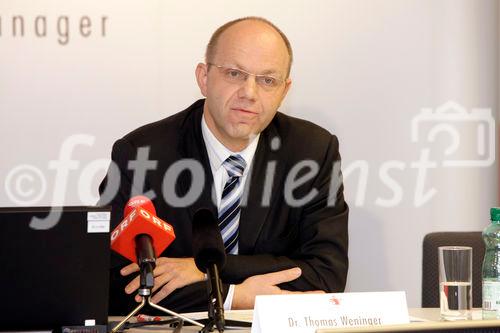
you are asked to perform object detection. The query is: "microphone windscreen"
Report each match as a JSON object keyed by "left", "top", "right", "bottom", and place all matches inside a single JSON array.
[
  {"left": 124, "top": 195, "right": 156, "bottom": 217},
  {"left": 192, "top": 208, "right": 226, "bottom": 272},
  {"left": 111, "top": 207, "right": 175, "bottom": 262}
]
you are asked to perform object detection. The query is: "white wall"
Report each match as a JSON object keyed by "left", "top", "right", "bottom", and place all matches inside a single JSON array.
[{"left": 1, "top": 0, "right": 498, "bottom": 307}]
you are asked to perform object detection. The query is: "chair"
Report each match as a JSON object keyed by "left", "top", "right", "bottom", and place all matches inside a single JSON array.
[{"left": 422, "top": 232, "right": 485, "bottom": 308}]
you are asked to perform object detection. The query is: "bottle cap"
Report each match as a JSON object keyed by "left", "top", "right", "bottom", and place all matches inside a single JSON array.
[{"left": 490, "top": 208, "right": 500, "bottom": 221}]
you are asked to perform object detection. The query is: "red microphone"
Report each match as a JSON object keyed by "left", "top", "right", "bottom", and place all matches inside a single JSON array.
[
  {"left": 123, "top": 195, "right": 156, "bottom": 217},
  {"left": 110, "top": 196, "right": 175, "bottom": 263}
]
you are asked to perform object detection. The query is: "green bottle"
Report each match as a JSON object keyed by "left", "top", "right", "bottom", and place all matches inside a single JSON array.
[{"left": 482, "top": 207, "right": 500, "bottom": 319}]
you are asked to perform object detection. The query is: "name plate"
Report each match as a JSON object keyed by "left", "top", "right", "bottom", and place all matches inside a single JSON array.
[{"left": 251, "top": 291, "right": 409, "bottom": 333}]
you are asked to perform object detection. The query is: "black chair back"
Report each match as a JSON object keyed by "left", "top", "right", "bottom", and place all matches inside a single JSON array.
[{"left": 422, "top": 232, "right": 485, "bottom": 308}]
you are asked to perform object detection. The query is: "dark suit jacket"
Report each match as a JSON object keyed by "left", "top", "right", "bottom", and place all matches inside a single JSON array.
[{"left": 99, "top": 99, "right": 348, "bottom": 314}]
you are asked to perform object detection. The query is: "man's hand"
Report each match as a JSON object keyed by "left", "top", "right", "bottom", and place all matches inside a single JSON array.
[
  {"left": 121, "top": 257, "right": 205, "bottom": 304},
  {"left": 232, "top": 267, "right": 325, "bottom": 309}
]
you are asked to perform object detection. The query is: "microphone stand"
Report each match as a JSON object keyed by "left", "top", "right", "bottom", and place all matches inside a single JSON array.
[
  {"left": 201, "top": 264, "right": 225, "bottom": 333},
  {"left": 111, "top": 261, "right": 204, "bottom": 333}
]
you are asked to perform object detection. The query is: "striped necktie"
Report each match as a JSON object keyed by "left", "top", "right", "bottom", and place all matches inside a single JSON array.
[{"left": 218, "top": 154, "right": 246, "bottom": 254}]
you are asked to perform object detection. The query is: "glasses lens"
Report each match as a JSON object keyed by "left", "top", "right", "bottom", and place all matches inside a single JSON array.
[
  {"left": 212, "top": 64, "right": 284, "bottom": 91},
  {"left": 222, "top": 68, "right": 246, "bottom": 82},
  {"left": 256, "top": 75, "right": 279, "bottom": 88}
]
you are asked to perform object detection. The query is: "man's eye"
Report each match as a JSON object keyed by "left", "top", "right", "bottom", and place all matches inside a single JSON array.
[
  {"left": 226, "top": 69, "right": 242, "bottom": 78},
  {"left": 260, "top": 76, "right": 276, "bottom": 86}
]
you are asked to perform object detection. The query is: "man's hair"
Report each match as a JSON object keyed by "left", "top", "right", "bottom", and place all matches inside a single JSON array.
[{"left": 205, "top": 16, "right": 293, "bottom": 78}]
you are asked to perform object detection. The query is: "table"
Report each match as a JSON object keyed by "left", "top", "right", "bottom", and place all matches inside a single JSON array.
[
  {"left": 110, "top": 308, "right": 500, "bottom": 333},
  {"left": 318, "top": 308, "right": 500, "bottom": 332},
  {"left": 109, "top": 310, "right": 253, "bottom": 332}
]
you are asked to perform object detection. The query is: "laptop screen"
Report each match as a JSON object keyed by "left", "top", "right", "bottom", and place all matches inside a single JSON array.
[{"left": 0, "top": 206, "right": 111, "bottom": 330}]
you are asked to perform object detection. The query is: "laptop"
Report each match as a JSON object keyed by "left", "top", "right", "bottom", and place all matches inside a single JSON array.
[{"left": 0, "top": 206, "right": 111, "bottom": 331}]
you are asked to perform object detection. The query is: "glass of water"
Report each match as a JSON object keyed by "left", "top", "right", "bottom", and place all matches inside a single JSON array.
[{"left": 438, "top": 246, "right": 472, "bottom": 320}]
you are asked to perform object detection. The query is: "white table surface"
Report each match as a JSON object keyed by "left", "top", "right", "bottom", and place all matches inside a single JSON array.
[{"left": 110, "top": 308, "right": 500, "bottom": 333}]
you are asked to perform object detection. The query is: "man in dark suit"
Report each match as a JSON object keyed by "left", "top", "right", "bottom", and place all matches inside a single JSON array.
[{"left": 100, "top": 16, "right": 348, "bottom": 313}]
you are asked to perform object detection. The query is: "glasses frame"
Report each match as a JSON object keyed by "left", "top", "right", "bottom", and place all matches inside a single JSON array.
[{"left": 206, "top": 62, "right": 286, "bottom": 92}]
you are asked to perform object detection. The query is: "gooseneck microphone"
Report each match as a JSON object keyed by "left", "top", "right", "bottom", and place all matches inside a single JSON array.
[{"left": 192, "top": 208, "right": 226, "bottom": 333}]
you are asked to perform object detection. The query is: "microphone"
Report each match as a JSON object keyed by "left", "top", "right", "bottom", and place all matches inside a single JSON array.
[
  {"left": 123, "top": 195, "right": 156, "bottom": 217},
  {"left": 110, "top": 196, "right": 175, "bottom": 289},
  {"left": 192, "top": 208, "right": 226, "bottom": 332},
  {"left": 109, "top": 199, "right": 206, "bottom": 332}
]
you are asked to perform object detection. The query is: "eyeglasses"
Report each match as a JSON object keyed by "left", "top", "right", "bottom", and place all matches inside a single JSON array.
[{"left": 207, "top": 63, "right": 285, "bottom": 92}]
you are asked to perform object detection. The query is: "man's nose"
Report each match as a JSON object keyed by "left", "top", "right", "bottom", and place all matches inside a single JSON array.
[{"left": 238, "top": 75, "right": 258, "bottom": 100}]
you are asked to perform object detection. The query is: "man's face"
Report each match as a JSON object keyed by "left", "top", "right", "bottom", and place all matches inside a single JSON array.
[{"left": 196, "top": 20, "right": 292, "bottom": 151}]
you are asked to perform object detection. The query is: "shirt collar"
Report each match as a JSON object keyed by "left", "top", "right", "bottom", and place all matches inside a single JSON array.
[{"left": 201, "top": 113, "right": 260, "bottom": 174}]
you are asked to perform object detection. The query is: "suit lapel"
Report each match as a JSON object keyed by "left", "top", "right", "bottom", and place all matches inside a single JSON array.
[
  {"left": 176, "top": 100, "right": 218, "bottom": 220},
  {"left": 239, "top": 120, "right": 285, "bottom": 254}
]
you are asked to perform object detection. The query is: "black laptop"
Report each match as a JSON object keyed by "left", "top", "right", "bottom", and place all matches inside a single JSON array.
[{"left": 0, "top": 206, "right": 111, "bottom": 331}]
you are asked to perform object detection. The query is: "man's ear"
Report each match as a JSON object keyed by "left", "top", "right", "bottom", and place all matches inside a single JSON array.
[
  {"left": 281, "top": 78, "right": 292, "bottom": 100},
  {"left": 275, "top": 79, "right": 292, "bottom": 110},
  {"left": 195, "top": 63, "right": 208, "bottom": 97},
  {"left": 280, "top": 78, "right": 292, "bottom": 105}
]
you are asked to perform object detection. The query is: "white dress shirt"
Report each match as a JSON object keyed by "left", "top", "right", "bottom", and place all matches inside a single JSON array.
[{"left": 201, "top": 113, "right": 260, "bottom": 309}]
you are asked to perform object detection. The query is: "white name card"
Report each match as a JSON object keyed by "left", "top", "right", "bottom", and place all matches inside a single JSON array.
[
  {"left": 251, "top": 291, "right": 409, "bottom": 333},
  {"left": 87, "top": 211, "right": 110, "bottom": 233}
]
